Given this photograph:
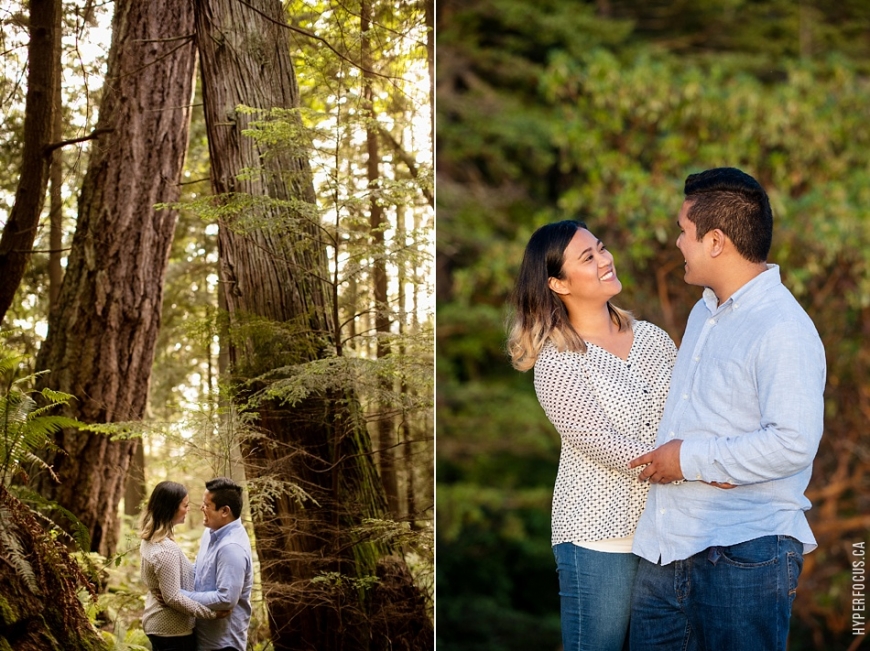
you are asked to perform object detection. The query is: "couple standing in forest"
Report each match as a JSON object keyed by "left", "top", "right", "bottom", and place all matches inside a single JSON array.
[
  {"left": 509, "top": 167, "right": 826, "bottom": 651},
  {"left": 138, "top": 477, "right": 253, "bottom": 651}
]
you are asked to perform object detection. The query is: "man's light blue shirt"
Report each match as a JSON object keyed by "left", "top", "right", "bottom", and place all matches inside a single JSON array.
[
  {"left": 181, "top": 518, "right": 253, "bottom": 650},
  {"left": 632, "top": 265, "right": 826, "bottom": 566}
]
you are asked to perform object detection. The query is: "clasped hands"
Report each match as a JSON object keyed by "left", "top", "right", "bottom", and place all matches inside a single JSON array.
[
  {"left": 152, "top": 590, "right": 233, "bottom": 619},
  {"left": 629, "top": 439, "right": 735, "bottom": 489}
]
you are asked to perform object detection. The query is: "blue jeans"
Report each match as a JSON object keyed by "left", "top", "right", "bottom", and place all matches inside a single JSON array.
[
  {"left": 553, "top": 542, "right": 639, "bottom": 651},
  {"left": 630, "top": 535, "right": 803, "bottom": 651}
]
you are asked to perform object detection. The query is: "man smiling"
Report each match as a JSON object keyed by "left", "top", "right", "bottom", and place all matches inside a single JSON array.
[
  {"left": 628, "top": 167, "right": 826, "bottom": 651},
  {"left": 181, "top": 477, "right": 253, "bottom": 651}
]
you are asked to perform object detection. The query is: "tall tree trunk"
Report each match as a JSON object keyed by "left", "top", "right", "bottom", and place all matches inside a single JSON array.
[
  {"left": 124, "top": 438, "right": 146, "bottom": 516},
  {"left": 0, "top": 0, "right": 61, "bottom": 323},
  {"left": 396, "top": 208, "right": 416, "bottom": 523},
  {"left": 48, "top": 16, "right": 64, "bottom": 309},
  {"left": 194, "top": 0, "right": 432, "bottom": 648},
  {"left": 362, "top": 0, "right": 400, "bottom": 517},
  {"left": 425, "top": 0, "right": 434, "bottom": 170},
  {"left": 34, "top": 0, "right": 197, "bottom": 557}
]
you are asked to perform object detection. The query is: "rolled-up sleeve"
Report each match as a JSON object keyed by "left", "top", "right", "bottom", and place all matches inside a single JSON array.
[{"left": 680, "top": 321, "right": 825, "bottom": 484}]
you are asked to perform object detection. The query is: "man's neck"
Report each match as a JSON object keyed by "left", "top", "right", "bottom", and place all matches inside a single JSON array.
[
  {"left": 208, "top": 518, "right": 237, "bottom": 534},
  {"left": 710, "top": 261, "right": 768, "bottom": 306}
]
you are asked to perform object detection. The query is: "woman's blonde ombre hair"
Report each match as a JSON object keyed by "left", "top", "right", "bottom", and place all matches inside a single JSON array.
[
  {"left": 508, "top": 220, "right": 633, "bottom": 371},
  {"left": 139, "top": 480, "right": 188, "bottom": 543}
]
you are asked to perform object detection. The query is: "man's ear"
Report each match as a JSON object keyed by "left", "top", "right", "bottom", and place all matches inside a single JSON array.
[
  {"left": 707, "top": 228, "right": 727, "bottom": 258},
  {"left": 548, "top": 276, "right": 569, "bottom": 295}
]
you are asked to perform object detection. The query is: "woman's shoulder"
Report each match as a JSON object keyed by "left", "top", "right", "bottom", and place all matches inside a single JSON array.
[
  {"left": 141, "top": 537, "right": 183, "bottom": 559},
  {"left": 535, "top": 339, "right": 581, "bottom": 366},
  {"left": 634, "top": 319, "right": 674, "bottom": 343}
]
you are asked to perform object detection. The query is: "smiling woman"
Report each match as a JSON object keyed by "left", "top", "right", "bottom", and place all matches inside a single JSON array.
[
  {"left": 507, "top": 220, "right": 634, "bottom": 368},
  {"left": 506, "top": 220, "right": 678, "bottom": 651}
]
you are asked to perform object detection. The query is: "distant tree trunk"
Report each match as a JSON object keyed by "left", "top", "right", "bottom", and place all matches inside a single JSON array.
[
  {"left": 33, "top": 0, "right": 197, "bottom": 557},
  {"left": 0, "top": 0, "right": 61, "bottom": 324},
  {"left": 425, "top": 0, "right": 434, "bottom": 169},
  {"left": 48, "top": 15, "right": 64, "bottom": 309},
  {"left": 362, "top": 0, "right": 400, "bottom": 517},
  {"left": 396, "top": 210, "right": 417, "bottom": 523},
  {"left": 124, "top": 439, "right": 146, "bottom": 517},
  {"left": 194, "top": 0, "right": 433, "bottom": 648}
]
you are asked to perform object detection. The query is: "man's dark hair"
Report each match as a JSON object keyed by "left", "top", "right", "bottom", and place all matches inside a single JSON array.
[
  {"left": 683, "top": 167, "right": 773, "bottom": 263},
  {"left": 205, "top": 476, "right": 243, "bottom": 519}
]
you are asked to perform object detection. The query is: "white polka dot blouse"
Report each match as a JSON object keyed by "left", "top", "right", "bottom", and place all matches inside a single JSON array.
[{"left": 534, "top": 320, "right": 677, "bottom": 546}]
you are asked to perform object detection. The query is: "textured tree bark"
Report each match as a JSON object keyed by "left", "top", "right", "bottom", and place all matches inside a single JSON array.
[
  {"left": 48, "top": 5, "right": 65, "bottom": 309},
  {"left": 33, "top": 0, "right": 197, "bottom": 557},
  {"left": 124, "top": 439, "right": 146, "bottom": 516},
  {"left": 0, "top": 0, "right": 61, "bottom": 323},
  {"left": 194, "top": 0, "right": 432, "bottom": 648}
]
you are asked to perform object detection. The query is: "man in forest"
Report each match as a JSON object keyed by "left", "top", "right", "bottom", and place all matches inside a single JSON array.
[
  {"left": 626, "top": 167, "right": 826, "bottom": 650},
  {"left": 181, "top": 477, "right": 254, "bottom": 651}
]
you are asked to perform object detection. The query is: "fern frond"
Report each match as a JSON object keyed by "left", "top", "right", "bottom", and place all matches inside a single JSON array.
[
  {"left": 0, "top": 352, "right": 22, "bottom": 379},
  {"left": 0, "top": 504, "right": 41, "bottom": 595},
  {"left": 2, "top": 393, "right": 35, "bottom": 426},
  {"left": 79, "top": 421, "right": 146, "bottom": 441},
  {"left": 10, "top": 487, "right": 92, "bottom": 551},
  {"left": 21, "top": 451, "right": 59, "bottom": 483},
  {"left": 23, "top": 415, "right": 82, "bottom": 436},
  {"left": 0, "top": 346, "right": 83, "bottom": 488},
  {"left": 38, "top": 387, "right": 76, "bottom": 404},
  {"left": 27, "top": 402, "right": 74, "bottom": 420}
]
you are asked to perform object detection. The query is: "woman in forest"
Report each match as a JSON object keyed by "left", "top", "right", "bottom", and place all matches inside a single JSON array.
[
  {"left": 139, "top": 481, "right": 229, "bottom": 651},
  {"left": 508, "top": 220, "right": 677, "bottom": 651}
]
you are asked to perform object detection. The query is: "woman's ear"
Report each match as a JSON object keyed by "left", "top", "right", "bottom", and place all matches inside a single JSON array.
[{"left": 548, "top": 276, "right": 568, "bottom": 295}]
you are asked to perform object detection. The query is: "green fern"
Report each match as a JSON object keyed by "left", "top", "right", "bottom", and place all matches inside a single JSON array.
[
  {"left": 0, "top": 501, "right": 40, "bottom": 595},
  {"left": 0, "top": 345, "right": 83, "bottom": 487},
  {"left": 0, "top": 340, "right": 102, "bottom": 607},
  {"left": 11, "top": 486, "right": 92, "bottom": 551}
]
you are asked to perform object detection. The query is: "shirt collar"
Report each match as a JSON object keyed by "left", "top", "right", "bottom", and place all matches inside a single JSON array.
[
  {"left": 702, "top": 264, "right": 780, "bottom": 315},
  {"left": 207, "top": 516, "right": 243, "bottom": 543}
]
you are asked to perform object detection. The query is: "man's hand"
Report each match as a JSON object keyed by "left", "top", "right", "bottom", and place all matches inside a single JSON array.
[
  {"left": 629, "top": 439, "right": 685, "bottom": 484},
  {"left": 152, "top": 590, "right": 166, "bottom": 606}
]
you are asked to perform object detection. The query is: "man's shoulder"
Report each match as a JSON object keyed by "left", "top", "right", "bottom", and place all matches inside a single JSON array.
[
  {"left": 751, "top": 285, "right": 820, "bottom": 335},
  {"left": 215, "top": 524, "right": 253, "bottom": 555}
]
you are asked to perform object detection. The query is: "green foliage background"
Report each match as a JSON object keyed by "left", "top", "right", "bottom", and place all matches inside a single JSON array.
[{"left": 436, "top": 1, "right": 870, "bottom": 649}]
